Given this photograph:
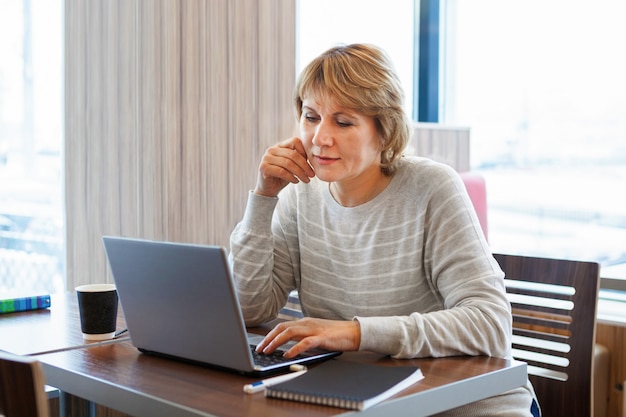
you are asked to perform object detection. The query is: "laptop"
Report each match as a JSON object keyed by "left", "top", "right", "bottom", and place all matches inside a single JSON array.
[{"left": 102, "top": 236, "right": 340, "bottom": 376}]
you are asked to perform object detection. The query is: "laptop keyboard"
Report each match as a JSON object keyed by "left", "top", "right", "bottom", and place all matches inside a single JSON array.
[{"left": 250, "top": 345, "right": 296, "bottom": 367}]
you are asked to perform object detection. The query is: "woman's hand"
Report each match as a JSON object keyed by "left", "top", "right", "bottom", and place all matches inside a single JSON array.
[
  {"left": 255, "top": 137, "right": 315, "bottom": 198},
  {"left": 256, "top": 318, "right": 361, "bottom": 358}
]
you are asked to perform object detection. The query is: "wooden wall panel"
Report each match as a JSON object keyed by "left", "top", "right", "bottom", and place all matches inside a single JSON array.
[
  {"left": 65, "top": 0, "right": 296, "bottom": 288},
  {"left": 410, "top": 123, "right": 471, "bottom": 172},
  {"left": 596, "top": 323, "right": 626, "bottom": 417},
  {"left": 228, "top": 1, "right": 261, "bottom": 222}
]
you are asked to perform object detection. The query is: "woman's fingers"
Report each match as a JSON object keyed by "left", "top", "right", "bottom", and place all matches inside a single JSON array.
[
  {"left": 256, "top": 318, "right": 361, "bottom": 358},
  {"left": 255, "top": 138, "right": 314, "bottom": 197}
]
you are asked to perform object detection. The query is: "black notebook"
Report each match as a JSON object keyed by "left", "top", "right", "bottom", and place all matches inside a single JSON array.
[{"left": 265, "top": 359, "right": 424, "bottom": 411}]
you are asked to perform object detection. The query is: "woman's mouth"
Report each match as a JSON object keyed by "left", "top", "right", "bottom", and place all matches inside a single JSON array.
[{"left": 313, "top": 155, "right": 339, "bottom": 166}]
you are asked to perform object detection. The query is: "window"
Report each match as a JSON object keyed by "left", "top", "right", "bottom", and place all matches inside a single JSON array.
[
  {"left": 441, "top": 0, "right": 626, "bottom": 286},
  {"left": 0, "top": 0, "right": 64, "bottom": 295},
  {"left": 296, "top": 0, "right": 415, "bottom": 114}
]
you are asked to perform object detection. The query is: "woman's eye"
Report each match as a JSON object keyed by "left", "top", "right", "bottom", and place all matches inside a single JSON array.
[
  {"left": 304, "top": 114, "right": 319, "bottom": 122},
  {"left": 337, "top": 120, "right": 352, "bottom": 127}
]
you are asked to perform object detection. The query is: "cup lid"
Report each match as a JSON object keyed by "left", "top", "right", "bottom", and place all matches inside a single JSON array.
[{"left": 75, "top": 283, "right": 116, "bottom": 292}]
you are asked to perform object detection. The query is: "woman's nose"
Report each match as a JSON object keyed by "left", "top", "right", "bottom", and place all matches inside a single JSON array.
[{"left": 312, "top": 121, "right": 333, "bottom": 147}]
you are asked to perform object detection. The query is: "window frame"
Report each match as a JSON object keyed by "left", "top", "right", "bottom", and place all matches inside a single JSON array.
[{"left": 413, "top": 0, "right": 439, "bottom": 123}]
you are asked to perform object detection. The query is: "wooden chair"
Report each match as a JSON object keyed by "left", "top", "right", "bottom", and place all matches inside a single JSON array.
[
  {"left": 0, "top": 350, "right": 51, "bottom": 417},
  {"left": 277, "top": 291, "right": 304, "bottom": 321},
  {"left": 494, "top": 253, "right": 600, "bottom": 417}
]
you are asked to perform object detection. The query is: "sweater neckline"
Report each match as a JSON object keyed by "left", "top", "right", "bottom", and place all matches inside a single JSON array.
[{"left": 321, "top": 164, "right": 404, "bottom": 212}]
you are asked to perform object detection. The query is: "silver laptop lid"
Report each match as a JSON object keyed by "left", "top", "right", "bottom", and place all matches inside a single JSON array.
[{"left": 102, "top": 236, "right": 257, "bottom": 373}]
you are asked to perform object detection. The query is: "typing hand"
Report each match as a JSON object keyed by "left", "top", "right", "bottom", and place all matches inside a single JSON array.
[
  {"left": 256, "top": 318, "right": 361, "bottom": 358},
  {"left": 255, "top": 137, "right": 315, "bottom": 198}
]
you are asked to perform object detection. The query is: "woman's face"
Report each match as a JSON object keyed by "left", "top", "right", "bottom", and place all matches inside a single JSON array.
[{"left": 299, "top": 96, "right": 383, "bottom": 184}]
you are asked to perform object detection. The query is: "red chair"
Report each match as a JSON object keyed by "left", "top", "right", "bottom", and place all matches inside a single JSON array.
[{"left": 460, "top": 171, "right": 488, "bottom": 242}]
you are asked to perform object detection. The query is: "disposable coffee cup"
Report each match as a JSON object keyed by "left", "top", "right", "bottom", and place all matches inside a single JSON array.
[{"left": 76, "top": 284, "right": 118, "bottom": 340}]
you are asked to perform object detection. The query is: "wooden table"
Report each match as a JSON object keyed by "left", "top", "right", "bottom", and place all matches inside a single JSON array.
[
  {"left": 0, "top": 292, "right": 128, "bottom": 356},
  {"left": 36, "top": 340, "right": 526, "bottom": 417},
  {"left": 0, "top": 291, "right": 129, "bottom": 416},
  {"left": 1, "top": 294, "right": 527, "bottom": 416}
]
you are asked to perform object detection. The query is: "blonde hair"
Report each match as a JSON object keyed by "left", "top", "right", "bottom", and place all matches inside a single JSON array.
[{"left": 294, "top": 43, "right": 411, "bottom": 175}]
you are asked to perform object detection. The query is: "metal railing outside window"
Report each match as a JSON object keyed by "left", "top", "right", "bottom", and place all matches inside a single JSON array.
[{"left": 0, "top": 0, "right": 64, "bottom": 295}]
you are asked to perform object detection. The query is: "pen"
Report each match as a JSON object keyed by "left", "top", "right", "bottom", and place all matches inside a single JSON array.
[
  {"left": 114, "top": 328, "right": 128, "bottom": 337},
  {"left": 243, "top": 369, "right": 307, "bottom": 394}
]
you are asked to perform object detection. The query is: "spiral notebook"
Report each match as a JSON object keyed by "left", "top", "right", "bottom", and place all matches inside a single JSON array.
[{"left": 265, "top": 359, "right": 424, "bottom": 410}]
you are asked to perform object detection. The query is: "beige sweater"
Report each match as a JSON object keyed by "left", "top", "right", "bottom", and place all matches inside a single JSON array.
[{"left": 230, "top": 156, "right": 537, "bottom": 416}]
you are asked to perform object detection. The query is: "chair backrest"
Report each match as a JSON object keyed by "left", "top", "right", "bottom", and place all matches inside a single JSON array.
[
  {"left": 0, "top": 351, "right": 50, "bottom": 417},
  {"left": 460, "top": 171, "right": 488, "bottom": 242},
  {"left": 278, "top": 291, "right": 304, "bottom": 321},
  {"left": 493, "top": 253, "right": 600, "bottom": 417}
]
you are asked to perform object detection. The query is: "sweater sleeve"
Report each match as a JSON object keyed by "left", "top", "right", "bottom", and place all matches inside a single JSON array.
[
  {"left": 355, "top": 165, "right": 512, "bottom": 360},
  {"left": 228, "top": 191, "right": 296, "bottom": 326}
]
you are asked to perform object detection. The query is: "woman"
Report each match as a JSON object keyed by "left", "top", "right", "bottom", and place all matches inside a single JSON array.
[{"left": 229, "top": 43, "right": 539, "bottom": 416}]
